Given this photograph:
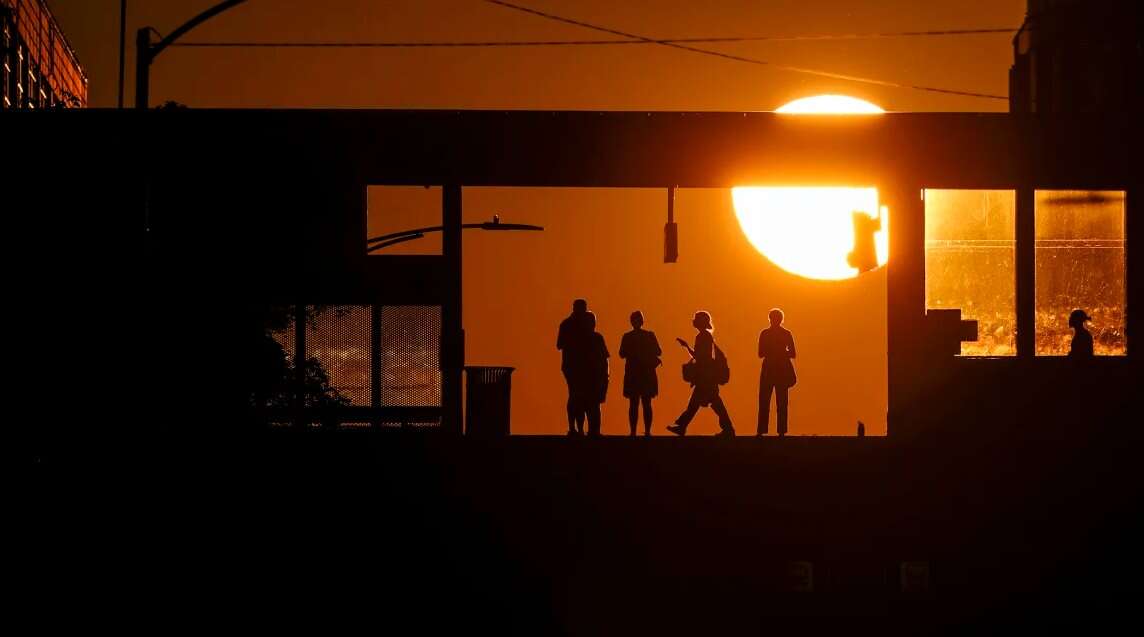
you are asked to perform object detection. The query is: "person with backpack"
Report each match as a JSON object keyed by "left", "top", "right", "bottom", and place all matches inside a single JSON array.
[
  {"left": 757, "top": 308, "right": 797, "bottom": 437},
  {"left": 667, "top": 311, "right": 735, "bottom": 437}
]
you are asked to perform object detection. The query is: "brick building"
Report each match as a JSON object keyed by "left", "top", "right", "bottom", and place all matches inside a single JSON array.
[{"left": 2, "top": 0, "right": 86, "bottom": 109}]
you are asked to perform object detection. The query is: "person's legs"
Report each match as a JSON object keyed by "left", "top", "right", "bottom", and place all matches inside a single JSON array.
[
  {"left": 571, "top": 383, "right": 588, "bottom": 434},
  {"left": 669, "top": 389, "right": 702, "bottom": 435},
  {"left": 563, "top": 372, "right": 576, "bottom": 434},
  {"left": 587, "top": 403, "right": 602, "bottom": 436},
  {"left": 776, "top": 386, "right": 789, "bottom": 436},
  {"left": 641, "top": 395, "right": 653, "bottom": 436},
  {"left": 711, "top": 395, "right": 735, "bottom": 435},
  {"left": 758, "top": 382, "right": 774, "bottom": 436},
  {"left": 628, "top": 397, "right": 639, "bottom": 436}
]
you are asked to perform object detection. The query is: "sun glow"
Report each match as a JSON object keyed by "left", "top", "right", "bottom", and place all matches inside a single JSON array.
[
  {"left": 775, "top": 94, "right": 885, "bottom": 114},
  {"left": 731, "top": 95, "right": 888, "bottom": 280},
  {"left": 733, "top": 188, "right": 888, "bottom": 280}
]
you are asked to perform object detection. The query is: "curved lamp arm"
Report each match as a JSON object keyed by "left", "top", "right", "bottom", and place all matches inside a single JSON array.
[
  {"left": 367, "top": 217, "right": 543, "bottom": 253},
  {"left": 136, "top": 0, "right": 250, "bottom": 109}
]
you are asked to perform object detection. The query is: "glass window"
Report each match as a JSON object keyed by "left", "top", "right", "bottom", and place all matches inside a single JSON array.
[
  {"left": 925, "top": 189, "right": 1017, "bottom": 356},
  {"left": 1035, "top": 190, "right": 1127, "bottom": 356}
]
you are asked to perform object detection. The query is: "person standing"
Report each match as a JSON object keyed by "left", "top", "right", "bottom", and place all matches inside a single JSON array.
[
  {"left": 557, "top": 299, "right": 590, "bottom": 435},
  {"left": 667, "top": 311, "right": 735, "bottom": 437},
  {"left": 619, "top": 311, "right": 662, "bottom": 437},
  {"left": 757, "top": 308, "right": 797, "bottom": 437},
  {"left": 583, "top": 311, "right": 610, "bottom": 436},
  {"left": 1068, "top": 309, "right": 1094, "bottom": 358}
]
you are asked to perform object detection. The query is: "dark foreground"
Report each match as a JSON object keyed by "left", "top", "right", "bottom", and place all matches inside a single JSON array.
[{"left": 25, "top": 429, "right": 1144, "bottom": 634}]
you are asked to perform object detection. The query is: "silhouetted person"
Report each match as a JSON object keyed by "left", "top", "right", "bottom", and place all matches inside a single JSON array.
[
  {"left": 557, "top": 299, "right": 590, "bottom": 435},
  {"left": 758, "top": 308, "right": 797, "bottom": 437},
  {"left": 619, "top": 310, "right": 662, "bottom": 436},
  {"left": 582, "top": 311, "right": 610, "bottom": 436},
  {"left": 667, "top": 311, "right": 735, "bottom": 437},
  {"left": 1068, "top": 309, "right": 1094, "bottom": 358}
]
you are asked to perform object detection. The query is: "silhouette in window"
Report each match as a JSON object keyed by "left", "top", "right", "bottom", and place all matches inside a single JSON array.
[
  {"left": 758, "top": 308, "right": 797, "bottom": 437},
  {"left": 619, "top": 311, "right": 662, "bottom": 437},
  {"left": 1068, "top": 309, "right": 1094, "bottom": 358},
  {"left": 667, "top": 311, "right": 735, "bottom": 437}
]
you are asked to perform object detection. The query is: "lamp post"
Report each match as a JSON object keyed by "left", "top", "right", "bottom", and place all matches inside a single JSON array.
[
  {"left": 118, "top": 0, "right": 126, "bottom": 108},
  {"left": 135, "top": 0, "right": 249, "bottom": 109}
]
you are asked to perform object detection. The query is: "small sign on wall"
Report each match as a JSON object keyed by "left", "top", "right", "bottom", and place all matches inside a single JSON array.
[
  {"left": 900, "top": 561, "right": 931, "bottom": 594},
  {"left": 785, "top": 561, "right": 814, "bottom": 592}
]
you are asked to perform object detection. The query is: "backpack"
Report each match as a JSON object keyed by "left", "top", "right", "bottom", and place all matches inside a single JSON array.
[{"left": 713, "top": 344, "right": 731, "bottom": 385}]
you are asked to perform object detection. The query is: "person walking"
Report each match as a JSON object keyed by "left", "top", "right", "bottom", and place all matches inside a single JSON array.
[
  {"left": 667, "top": 311, "right": 735, "bottom": 437},
  {"left": 619, "top": 311, "right": 662, "bottom": 437},
  {"left": 757, "top": 308, "right": 797, "bottom": 437}
]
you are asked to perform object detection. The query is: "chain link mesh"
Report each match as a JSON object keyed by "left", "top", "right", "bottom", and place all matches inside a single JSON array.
[
  {"left": 381, "top": 305, "right": 442, "bottom": 408},
  {"left": 306, "top": 305, "right": 372, "bottom": 406},
  {"left": 268, "top": 304, "right": 442, "bottom": 425}
]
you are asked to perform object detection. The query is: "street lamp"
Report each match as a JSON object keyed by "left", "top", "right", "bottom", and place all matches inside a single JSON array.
[{"left": 135, "top": 0, "right": 249, "bottom": 109}]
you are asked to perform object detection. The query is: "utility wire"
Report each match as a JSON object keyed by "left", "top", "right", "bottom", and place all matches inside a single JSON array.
[
  {"left": 171, "top": 27, "right": 1016, "bottom": 48},
  {"left": 481, "top": 0, "right": 1008, "bottom": 101}
]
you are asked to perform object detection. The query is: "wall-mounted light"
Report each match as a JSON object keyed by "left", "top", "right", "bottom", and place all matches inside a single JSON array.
[{"left": 847, "top": 205, "right": 886, "bottom": 274}]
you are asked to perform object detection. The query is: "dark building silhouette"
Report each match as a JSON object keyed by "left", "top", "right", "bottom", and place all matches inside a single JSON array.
[
  {"left": 1, "top": 0, "right": 86, "bottom": 109},
  {"left": 10, "top": 105, "right": 1142, "bottom": 633},
  {"left": 1009, "top": 0, "right": 1143, "bottom": 114}
]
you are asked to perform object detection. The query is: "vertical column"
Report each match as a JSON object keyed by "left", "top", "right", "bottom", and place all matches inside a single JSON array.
[
  {"left": 370, "top": 303, "right": 383, "bottom": 426},
  {"left": 293, "top": 303, "right": 307, "bottom": 427},
  {"left": 885, "top": 183, "right": 925, "bottom": 438},
  {"left": 1016, "top": 187, "right": 1036, "bottom": 358},
  {"left": 134, "top": 28, "right": 151, "bottom": 110},
  {"left": 441, "top": 184, "right": 464, "bottom": 435},
  {"left": 1128, "top": 184, "right": 1140, "bottom": 357}
]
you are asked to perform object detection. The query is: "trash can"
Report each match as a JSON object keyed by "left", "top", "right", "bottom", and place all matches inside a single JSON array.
[{"left": 464, "top": 366, "right": 515, "bottom": 437}]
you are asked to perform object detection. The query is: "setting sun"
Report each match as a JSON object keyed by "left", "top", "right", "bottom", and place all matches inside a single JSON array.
[
  {"left": 775, "top": 94, "right": 886, "bottom": 114},
  {"left": 733, "top": 187, "right": 888, "bottom": 280},
  {"left": 733, "top": 95, "right": 888, "bottom": 280}
]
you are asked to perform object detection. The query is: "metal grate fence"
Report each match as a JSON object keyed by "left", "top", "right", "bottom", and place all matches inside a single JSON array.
[{"left": 268, "top": 304, "right": 442, "bottom": 427}]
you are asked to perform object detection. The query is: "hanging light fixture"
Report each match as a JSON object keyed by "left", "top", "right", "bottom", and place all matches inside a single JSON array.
[{"left": 664, "top": 186, "right": 678, "bottom": 263}]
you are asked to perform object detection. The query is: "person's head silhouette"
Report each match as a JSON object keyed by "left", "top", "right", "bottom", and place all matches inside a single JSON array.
[
  {"left": 572, "top": 299, "right": 588, "bottom": 314},
  {"left": 585, "top": 311, "right": 597, "bottom": 331},
  {"left": 769, "top": 308, "right": 784, "bottom": 328},
  {"left": 1069, "top": 309, "right": 1091, "bottom": 330},
  {"left": 630, "top": 311, "right": 644, "bottom": 329},
  {"left": 693, "top": 311, "right": 713, "bottom": 332}
]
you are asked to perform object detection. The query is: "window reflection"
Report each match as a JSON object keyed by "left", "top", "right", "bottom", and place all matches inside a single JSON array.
[
  {"left": 924, "top": 190, "right": 1017, "bottom": 356},
  {"left": 1035, "top": 190, "right": 1126, "bottom": 356}
]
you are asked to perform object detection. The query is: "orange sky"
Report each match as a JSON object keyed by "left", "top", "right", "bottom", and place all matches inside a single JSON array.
[{"left": 53, "top": 0, "right": 1026, "bottom": 435}]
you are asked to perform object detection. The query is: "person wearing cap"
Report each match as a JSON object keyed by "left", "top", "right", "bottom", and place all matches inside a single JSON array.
[{"left": 1068, "top": 309, "right": 1094, "bottom": 358}]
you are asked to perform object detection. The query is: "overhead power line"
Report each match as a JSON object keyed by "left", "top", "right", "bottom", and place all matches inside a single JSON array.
[
  {"left": 171, "top": 27, "right": 1017, "bottom": 48},
  {"left": 481, "top": 0, "right": 1008, "bottom": 101}
]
